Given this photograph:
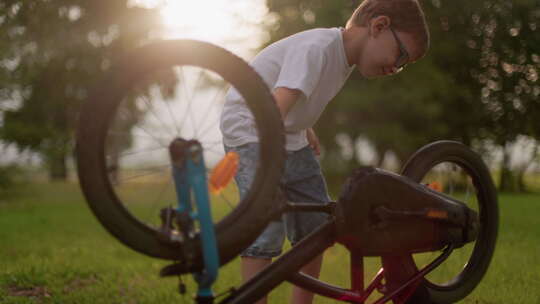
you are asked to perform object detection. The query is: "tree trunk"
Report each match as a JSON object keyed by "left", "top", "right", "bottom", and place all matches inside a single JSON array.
[
  {"left": 47, "top": 149, "right": 68, "bottom": 181},
  {"left": 516, "top": 168, "right": 527, "bottom": 193},
  {"left": 516, "top": 142, "right": 538, "bottom": 193},
  {"left": 499, "top": 142, "right": 517, "bottom": 192},
  {"left": 376, "top": 148, "right": 387, "bottom": 168}
]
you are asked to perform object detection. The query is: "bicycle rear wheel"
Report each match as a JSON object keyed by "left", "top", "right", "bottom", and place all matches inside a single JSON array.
[
  {"left": 76, "top": 40, "right": 285, "bottom": 268},
  {"left": 400, "top": 141, "right": 498, "bottom": 303}
]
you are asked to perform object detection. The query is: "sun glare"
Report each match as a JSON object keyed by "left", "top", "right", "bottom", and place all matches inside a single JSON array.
[
  {"left": 131, "top": 0, "right": 272, "bottom": 55},
  {"left": 159, "top": 0, "right": 233, "bottom": 40}
]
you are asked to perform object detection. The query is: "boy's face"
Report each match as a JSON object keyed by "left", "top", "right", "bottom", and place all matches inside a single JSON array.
[{"left": 356, "top": 18, "right": 422, "bottom": 78}]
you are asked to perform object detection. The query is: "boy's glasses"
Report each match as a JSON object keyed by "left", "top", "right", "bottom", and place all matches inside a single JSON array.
[{"left": 390, "top": 27, "right": 410, "bottom": 73}]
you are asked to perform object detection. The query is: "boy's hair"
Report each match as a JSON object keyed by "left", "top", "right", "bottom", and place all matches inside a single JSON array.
[{"left": 347, "top": 0, "right": 430, "bottom": 57}]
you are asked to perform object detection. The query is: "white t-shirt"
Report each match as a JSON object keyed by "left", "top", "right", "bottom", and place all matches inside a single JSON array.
[{"left": 220, "top": 27, "right": 354, "bottom": 151}]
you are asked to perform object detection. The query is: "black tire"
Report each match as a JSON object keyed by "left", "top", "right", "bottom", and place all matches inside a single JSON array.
[
  {"left": 76, "top": 40, "right": 285, "bottom": 269},
  {"left": 400, "top": 141, "right": 498, "bottom": 303}
]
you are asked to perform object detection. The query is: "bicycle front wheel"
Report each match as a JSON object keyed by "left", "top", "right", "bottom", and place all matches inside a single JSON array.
[
  {"left": 76, "top": 40, "right": 285, "bottom": 268},
  {"left": 400, "top": 141, "right": 498, "bottom": 303}
]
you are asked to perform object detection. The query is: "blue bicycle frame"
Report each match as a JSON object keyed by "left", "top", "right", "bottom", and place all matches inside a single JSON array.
[{"left": 170, "top": 139, "right": 220, "bottom": 299}]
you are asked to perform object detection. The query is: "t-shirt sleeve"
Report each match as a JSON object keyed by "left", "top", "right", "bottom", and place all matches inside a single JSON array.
[{"left": 274, "top": 46, "right": 326, "bottom": 99}]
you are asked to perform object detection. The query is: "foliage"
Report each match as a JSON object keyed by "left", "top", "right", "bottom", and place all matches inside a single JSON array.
[
  {"left": 463, "top": 0, "right": 540, "bottom": 191},
  {"left": 0, "top": 1, "right": 174, "bottom": 180},
  {"left": 264, "top": 0, "right": 540, "bottom": 192}
]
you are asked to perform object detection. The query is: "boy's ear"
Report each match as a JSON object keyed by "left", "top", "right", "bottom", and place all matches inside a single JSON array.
[{"left": 369, "top": 15, "right": 391, "bottom": 37}]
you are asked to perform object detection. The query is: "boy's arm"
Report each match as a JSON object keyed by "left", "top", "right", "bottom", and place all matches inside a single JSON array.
[
  {"left": 273, "top": 87, "right": 321, "bottom": 155},
  {"left": 273, "top": 87, "right": 302, "bottom": 118}
]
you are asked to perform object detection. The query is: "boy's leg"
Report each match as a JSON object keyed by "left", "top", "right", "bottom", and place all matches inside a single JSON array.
[
  {"left": 241, "top": 257, "right": 271, "bottom": 304},
  {"left": 226, "top": 143, "right": 286, "bottom": 303},
  {"left": 282, "top": 146, "right": 331, "bottom": 304},
  {"left": 240, "top": 219, "right": 285, "bottom": 304},
  {"left": 291, "top": 254, "right": 323, "bottom": 304}
]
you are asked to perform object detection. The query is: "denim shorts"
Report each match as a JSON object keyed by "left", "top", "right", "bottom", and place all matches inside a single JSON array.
[{"left": 225, "top": 143, "right": 330, "bottom": 259}]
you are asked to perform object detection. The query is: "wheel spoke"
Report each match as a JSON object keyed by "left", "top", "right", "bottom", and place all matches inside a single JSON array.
[
  {"left": 116, "top": 146, "right": 167, "bottom": 158},
  {"left": 108, "top": 131, "right": 172, "bottom": 143},
  {"left": 179, "top": 68, "right": 205, "bottom": 138},
  {"left": 218, "top": 192, "right": 236, "bottom": 211},
  {"left": 144, "top": 177, "right": 175, "bottom": 226},
  {"left": 197, "top": 84, "right": 229, "bottom": 140},
  {"left": 117, "top": 164, "right": 171, "bottom": 183},
  {"left": 201, "top": 140, "right": 223, "bottom": 150},
  {"left": 177, "top": 67, "right": 192, "bottom": 134},
  {"left": 204, "top": 147, "right": 225, "bottom": 157},
  {"left": 162, "top": 96, "right": 183, "bottom": 136},
  {"left": 133, "top": 124, "right": 169, "bottom": 148},
  {"left": 140, "top": 95, "right": 177, "bottom": 138}
]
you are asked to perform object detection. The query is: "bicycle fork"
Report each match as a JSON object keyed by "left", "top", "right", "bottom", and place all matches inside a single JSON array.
[{"left": 169, "top": 138, "right": 220, "bottom": 302}]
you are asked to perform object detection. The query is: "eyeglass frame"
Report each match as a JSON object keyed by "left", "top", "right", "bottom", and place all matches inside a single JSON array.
[{"left": 389, "top": 27, "right": 410, "bottom": 73}]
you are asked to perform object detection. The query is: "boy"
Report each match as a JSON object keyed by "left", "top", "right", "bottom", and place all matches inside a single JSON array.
[{"left": 220, "top": 0, "right": 430, "bottom": 303}]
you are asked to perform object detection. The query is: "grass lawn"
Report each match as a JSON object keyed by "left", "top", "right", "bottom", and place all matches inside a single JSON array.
[{"left": 1, "top": 182, "right": 539, "bottom": 303}]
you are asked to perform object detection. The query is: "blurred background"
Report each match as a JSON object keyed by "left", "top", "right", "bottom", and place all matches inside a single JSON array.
[
  {"left": 1, "top": 0, "right": 539, "bottom": 195},
  {"left": 1, "top": 1, "right": 539, "bottom": 303}
]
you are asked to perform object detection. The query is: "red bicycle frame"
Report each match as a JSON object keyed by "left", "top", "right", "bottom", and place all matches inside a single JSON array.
[{"left": 218, "top": 218, "right": 454, "bottom": 304}]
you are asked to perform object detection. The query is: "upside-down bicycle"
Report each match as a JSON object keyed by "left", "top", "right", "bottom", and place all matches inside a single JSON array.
[{"left": 76, "top": 40, "right": 498, "bottom": 304}]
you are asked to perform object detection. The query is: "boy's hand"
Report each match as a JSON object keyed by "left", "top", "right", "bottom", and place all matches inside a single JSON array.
[{"left": 307, "top": 128, "right": 320, "bottom": 156}]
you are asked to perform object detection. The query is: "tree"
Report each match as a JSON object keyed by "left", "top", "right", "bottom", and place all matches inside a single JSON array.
[
  {"left": 264, "top": 0, "right": 540, "bottom": 192},
  {"left": 445, "top": 0, "right": 540, "bottom": 191},
  {"left": 0, "top": 1, "right": 170, "bottom": 180},
  {"left": 264, "top": 0, "right": 488, "bottom": 172}
]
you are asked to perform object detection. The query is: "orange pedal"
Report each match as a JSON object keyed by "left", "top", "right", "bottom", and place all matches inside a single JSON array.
[
  {"left": 209, "top": 151, "right": 239, "bottom": 195},
  {"left": 427, "top": 181, "right": 443, "bottom": 192}
]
